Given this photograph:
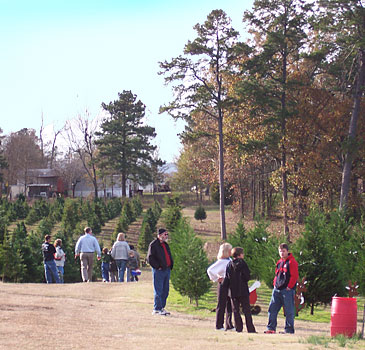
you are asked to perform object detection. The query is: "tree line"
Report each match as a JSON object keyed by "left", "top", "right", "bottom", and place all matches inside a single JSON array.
[
  {"left": 0, "top": 90, "right": 164, "bottom": 199},
  {"left": 0, "top": 196, "right": 142, "bottom": 282},
  {"left": 161, "top": 0, "right": 365, "bottom": 241}
]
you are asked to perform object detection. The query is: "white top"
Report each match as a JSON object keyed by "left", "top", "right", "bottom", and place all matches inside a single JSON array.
[
  {"left": 54, "top": 246, "right": 66, "bottom": 267},
  {"left": 207, "top": 258, "right": 231, "bottom": 282},
  {"left": 111, "top": 241, "right": 130, "bottom": 260}
]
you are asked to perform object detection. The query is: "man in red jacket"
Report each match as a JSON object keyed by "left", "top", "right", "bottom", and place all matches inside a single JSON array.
[{"left": 265, "top": 243, "right": 299, "bottom": 334}]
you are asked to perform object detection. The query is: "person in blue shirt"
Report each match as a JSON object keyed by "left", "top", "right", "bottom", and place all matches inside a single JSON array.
[{"left": 75, "top": 227, "right": 101, "bottom": 282}]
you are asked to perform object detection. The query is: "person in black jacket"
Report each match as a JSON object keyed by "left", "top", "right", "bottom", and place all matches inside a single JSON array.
[
  {"left": 223, "top": 247, "right": 256, "bottom": 333},
  {"left": 147, "top": 228, "right": 173, "bottom": 316},
  {"left": 41, "top": 235, "right": 60, "bottom": 283}
]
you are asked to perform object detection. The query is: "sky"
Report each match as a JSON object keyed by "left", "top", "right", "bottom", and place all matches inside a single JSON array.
[{"left": 0, "top": 0, "right": 254, "bottom": 163}]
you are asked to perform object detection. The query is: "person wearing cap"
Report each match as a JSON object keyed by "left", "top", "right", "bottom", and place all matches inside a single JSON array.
[{"left": 147, "top": 228, "right": 173, "bottom": 316}]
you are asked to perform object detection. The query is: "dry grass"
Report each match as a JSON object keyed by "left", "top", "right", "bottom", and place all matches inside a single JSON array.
[{"left": 1, "top": 269, "right": 363, "bottom": 350}]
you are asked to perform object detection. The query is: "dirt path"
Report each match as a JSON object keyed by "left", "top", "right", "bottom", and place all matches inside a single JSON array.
[{"left": 0, "top": 270, "right": 362, "bottom": 350}]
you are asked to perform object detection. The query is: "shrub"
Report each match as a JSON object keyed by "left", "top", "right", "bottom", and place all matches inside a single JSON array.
[
  {"left": 153, "top": 200, "right": 162, "bottom": 220},
  {"left": 107, "top": 198, "right": 123, "bottom": 219},
  {"left": 131, "top": 196, "right": 143, "bottom": 217},
  {"left": 162, "top": 195, "right": 182, "bottom": 232},
  {"left": 227, "top": 219, "right": 280, "bottom": 288},
  {"left": 138, "top": 221, "right": 154, "bottom": 254},
  {"left": 169, "top": 219, "right": 211, "bottom": 306},
  {"left": 293, "top": 210, "right": 346, "bottom": 314},
  {"left": 194, "top": 205, "right": 207, "bottom": 222},
  {"left": 61, "top": 199, "right": 80, "bottom": 233}
]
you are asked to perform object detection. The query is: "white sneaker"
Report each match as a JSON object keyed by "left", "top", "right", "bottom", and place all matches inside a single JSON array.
[
  {"left": 216, "top": 328, "right": 225, "bottom": 331},
  {"left": 152, "top": 310, "right": 161, "bottom": 315},
  {"left": 160, "top": 308, "right": 170, "bottom": 315}
]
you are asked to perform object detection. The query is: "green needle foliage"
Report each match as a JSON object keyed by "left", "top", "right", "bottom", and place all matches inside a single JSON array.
[
  {"left": 194, "top": 205, "right": 207, "bottom": 222},
  {"left": 169, "top": 219, "right": 211, "bottom": 307}
]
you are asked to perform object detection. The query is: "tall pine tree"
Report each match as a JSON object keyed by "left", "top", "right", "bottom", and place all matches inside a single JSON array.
[
  {"left": 159, "top": 10, "right": 241, "bottom": 240},
  {"left": 96, "top": 90, "right": 163, "bottom": 197},
  {"left": 239, "top": 0, "right": 311, "bottom": 241}
]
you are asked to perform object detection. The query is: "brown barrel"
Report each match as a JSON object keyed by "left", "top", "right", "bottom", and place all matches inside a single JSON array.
[{"left": 330, "top": 297, "right": 357, "bottom": 337}]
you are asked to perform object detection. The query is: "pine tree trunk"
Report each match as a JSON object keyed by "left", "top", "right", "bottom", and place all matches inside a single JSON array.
[
  {"left": 281, "top": 28, "right": 290, "bottom": 242},
  {"left": 252, "top": 169, "right": 256, "bottom": 219},
  {"left": 218, "top": 116, "right": 226, "bottom": 240},
  {"left": 339, "top": 50, "right": 365, "bottom": 211},
  {"left": 122, "top": 173, "right": 127, "bottom": 197}
]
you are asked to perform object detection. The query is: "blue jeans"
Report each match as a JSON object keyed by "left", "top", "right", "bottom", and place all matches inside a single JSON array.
[
  {"left": 152, "top": 268, "right": 170, "bottom": 311},
  {"left": 44, "top": 260, "right": 61, "bottom": 283},
  {"left": 116, "top": 259, "right": 128, "bottom": 282},
  {"left": 267, "top": 287, "right": 295, "bottom": 333},
  {"left": 56, "top": 266, "right": 64, "bottom": 283},
  {"left": 101, "top": 262, "right": 110, "bottom": 281}
]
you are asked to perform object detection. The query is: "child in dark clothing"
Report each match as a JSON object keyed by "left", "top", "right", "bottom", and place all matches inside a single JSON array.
[
  {"left": 101, "top": 247, "right": 112, "bottom": 282},
  {"left": 109, "top": 254, "right": 118, "bottom": 282},
  {"left": 127, "top": 250, "right": 139, "bottom": 281},
  {"left": 223, "top": 247, "right": 256, "bottom": 333}
]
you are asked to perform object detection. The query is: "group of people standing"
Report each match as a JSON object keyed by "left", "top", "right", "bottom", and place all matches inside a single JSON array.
[
  {"left": 41, "top": 227, "right": 140, "bottom": 284},
  {"left": 40, "top": 225, "right": 174, "bottom": 319},
  {"left": 41, "top": 235, "right": 66, "bottom": 284},
  {"left": 42, "top": 224, "right": 299, "bottom": 335},
  {"left": 207, "top": 242, "right": 298, "bottom": 334}
]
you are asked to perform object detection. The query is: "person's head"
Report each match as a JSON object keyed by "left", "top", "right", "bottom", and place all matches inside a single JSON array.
[
  {"left": 157, "top": 228, "right": 168, "bottom": 242},
  {"left": 102, "top": 247, "right": 109, "bottom": 254},
  {"left": 278, "top": 243, "right": 289, "bottom": 259},
  {"left": 231, "top": 247, "right": 244, "bottom": 259},
  {"left": 44, "top": 234, "right": 51, "bottom": 242},
  {"left": 54, "top": 238, "right": 62, "bottom": 247},
  {"left": 117, "top": 232, "right": 125, "bottom": 241},
  {"left": 217, "top": 243, "right": 232, "bottom": 259},
  {"left": 84, "top": 227, "right": 92, "bottom": 234},
  {"left": 129, "top": 250, "right": 135, "bottom": 257}
]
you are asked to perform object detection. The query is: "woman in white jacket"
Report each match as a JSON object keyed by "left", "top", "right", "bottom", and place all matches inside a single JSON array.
[
  {"left": 111, "top": 232, "right": 130, "bottom": 282},
  {"left": 54, "top": 239, "right": 66, "bottom": 283},
  {"left": 207, "top": 243, "right": 233, "bottom": 331}
]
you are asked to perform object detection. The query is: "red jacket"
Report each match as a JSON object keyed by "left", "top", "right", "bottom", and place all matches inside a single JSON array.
[{"left": 273, "top": 253, "right": 298, "bottom": 290}]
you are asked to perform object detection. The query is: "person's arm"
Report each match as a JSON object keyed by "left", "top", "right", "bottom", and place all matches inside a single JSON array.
[
  {"left": 147, "top": 242, "right": 159, "bottom": 269},
  {"left": 75, "top": 237, "right": 81, "bottom": 258},
  {"left": 287, "top": 259, "right": 299, "bottom": 289},
  {"left": 207, "top": 260, "right": 224, "bottom": 282},
  {"left": 222, "top": 264, "right": 231, "bottom": 288},
  {"left": 241, "top": 260, "right": 251, "bottom": 282},
  {"left": 94, "top": 237, "right": 101, "bottom": 259}
]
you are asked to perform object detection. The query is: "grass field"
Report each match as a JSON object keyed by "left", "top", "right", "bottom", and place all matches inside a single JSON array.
[
  {"left": 2, "top": 192, "right": 364, "bottom": 349},
  {"left": 0, "top": 268, "right": 364, "bottom": 350}
]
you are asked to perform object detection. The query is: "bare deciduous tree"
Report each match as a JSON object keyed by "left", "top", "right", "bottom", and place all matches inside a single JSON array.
[{"left": 64, "top": 111, "right": 100, "bottom": 198}]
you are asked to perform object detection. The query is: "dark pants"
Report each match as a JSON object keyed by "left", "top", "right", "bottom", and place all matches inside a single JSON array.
[
  {"left": 231, "top": 295, "right": 256, "bottom": 333},
  {"left": 216, "top": 282, "right": 233, "bottom": 330}
]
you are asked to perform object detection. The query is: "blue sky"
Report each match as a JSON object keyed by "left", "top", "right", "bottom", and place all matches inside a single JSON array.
[{"left": 0, "top": 0, "right": 254, "bottom": 162}]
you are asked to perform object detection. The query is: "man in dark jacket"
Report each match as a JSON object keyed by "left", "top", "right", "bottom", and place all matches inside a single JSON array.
[
  {"left": 265, "top": 243, "right": 299, "bottom": 334},
  {"left": 147, "top": 228, "right": 173, "bottom": 316},
  {"left": 223, "top": 247, "right": 256, "bottom": 333},
  {"left": 41, "top": 235, "right": 60, "bottom": 283}
]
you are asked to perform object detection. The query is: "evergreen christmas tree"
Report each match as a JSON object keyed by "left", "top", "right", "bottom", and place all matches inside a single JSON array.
[
  {"left": 294, "top": 210, "right": 345, "bottom": 314},
  {"left": 169, "top": 220, "right": 211, "bottom": 306},
  {"left": 194, "top": 205, "right": 207, "bottom": 222},
  {"left": 138, "top": 221, "right": 154, "bottom": 254}
]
